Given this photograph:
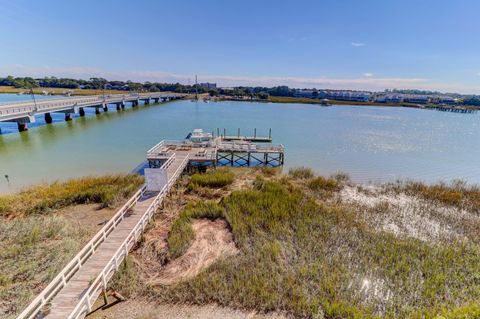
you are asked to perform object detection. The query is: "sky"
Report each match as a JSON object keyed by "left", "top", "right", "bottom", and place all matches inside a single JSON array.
[{"left": 1, "top": 0, "right": 480, "bottom": 93}]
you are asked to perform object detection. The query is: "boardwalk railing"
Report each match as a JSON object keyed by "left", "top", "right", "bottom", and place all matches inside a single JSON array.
[
  {"left": 17, "top": 154, "right": 190, "bottom": 319},
  {"left": 16, "top": 185, "right": 147, "bottom": 319},
  {"left": 69, "top": 154, "right": 189, "bottom": 319},
  {"left": 146, "top": 140, "right": 165, "bottom": 156},
  {"left": 160, "top": 153, "right": 176, "bottom": 170}
]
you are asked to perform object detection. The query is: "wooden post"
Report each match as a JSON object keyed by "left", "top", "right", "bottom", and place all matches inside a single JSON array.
[
  {"left": 224, "top": 128, "right": 226, "bottom": 138},
  {"left": 269, "top": 128, "right": 272, "bottom": 140},
  {"left": 102, "top": 289, "right": 108, "bottom": 306},
  {"left": 254, "top": 128, "right": 256, "bottom": 138}
]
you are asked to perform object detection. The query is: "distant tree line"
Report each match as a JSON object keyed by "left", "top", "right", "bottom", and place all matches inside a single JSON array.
[
  {"left": 2, "top": 76, "right": 480, "bottom": 104},
  {"left": 0, "top": 76, "right": 206, "bottom": 94},
  {"left": 0, "top": 76, "right": 301, "bottom": 99}
]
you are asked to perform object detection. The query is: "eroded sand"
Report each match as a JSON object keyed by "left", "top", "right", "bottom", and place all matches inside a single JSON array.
[{"left": 152, "top": 218, "right": 238, "bottom": 285}]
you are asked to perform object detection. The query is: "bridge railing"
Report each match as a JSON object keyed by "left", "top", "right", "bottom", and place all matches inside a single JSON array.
[
  {"left": 1, "top": 93, "right": 184, "bottom": 119},
  {"left": 68, "top": 154, "right": 190, "bottom": 319},
  {"left": 16, "top": 185, "right": 147, "bottom": 319}
]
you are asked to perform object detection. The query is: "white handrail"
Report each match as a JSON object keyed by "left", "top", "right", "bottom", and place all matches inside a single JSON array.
[
  {"left": 146, "top": 140, "right": 165, "bottom": 155},
  {"left": 0, "top": 93, "right": 185, "bottom": 117},
  {"left": 160, "top": 153, "right": 176, "bottom": 170},
  {"left": 17, "top": 154, "right": 190, "bottom": 319},
  {"left": 68, "top": 155, "right": 189, "bottom": 319},
  {"left": 16, "top": 185, "right": 146, "bottom": 319}
]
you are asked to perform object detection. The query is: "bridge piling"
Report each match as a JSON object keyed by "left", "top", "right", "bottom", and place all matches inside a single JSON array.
[
  {"left": 79, "top": 107, "right": 85, "bottom": 117},
  {"left": 65, "top": 113, "right": 72, "bottom": 121},
  {"left": 103, "top": 104, "right": 108, "bottom": 112},
  {"left": 17, "top": 122, "right": 28, "bottom": 132},
  {"left": 45, "top": 113, "right": 53, "bottom": 124},
  {"left": 116, "top": 103, "right": 121, "bottom": 111}
]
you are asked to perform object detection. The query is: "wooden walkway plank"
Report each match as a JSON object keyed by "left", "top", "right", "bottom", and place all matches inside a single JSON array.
[{"left": 42, "top": 156, "right": 189, "bottom": 319}]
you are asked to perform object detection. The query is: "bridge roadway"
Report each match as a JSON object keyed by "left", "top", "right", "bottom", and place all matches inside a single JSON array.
[
  {"left": 16, "top": 153, "right": 189, "bottom": 319},
  {"left": 0, "top": 92, "right": 185, "bottom": 131}
]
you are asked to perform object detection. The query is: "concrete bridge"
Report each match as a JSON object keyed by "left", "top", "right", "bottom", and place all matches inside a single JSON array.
[{"left": 0, "top": 92, "right": 186, "bottom": 132}]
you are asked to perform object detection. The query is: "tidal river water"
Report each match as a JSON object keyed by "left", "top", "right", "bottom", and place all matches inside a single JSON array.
[{"left": 1, "top": 93, "right": 480, "bottom": 193}]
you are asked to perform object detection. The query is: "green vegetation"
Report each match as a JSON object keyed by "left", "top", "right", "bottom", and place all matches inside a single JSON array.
[
  {"left": 0, "top": 174, "right": 144, "bottom": 217},
  {"left": 153, "top": 174, "right": 479, "bottom": 318},
  {"left": 0, "top": 174, "right": 144, "bottom": 318},
  {"left": 167, "top": 201, "right": 224, "bottom": 259},
  {"left": 385, "top": 180, "right": 480, "bottom": 212},
  {"left": 0, "top": 215, "right": 93, "bottom": 318},
  {"left": 189, "top": 168, "right": 234, "bottom": 189},
  {"left": 288, "top": 166, "right": 314, "bottom": 179}
]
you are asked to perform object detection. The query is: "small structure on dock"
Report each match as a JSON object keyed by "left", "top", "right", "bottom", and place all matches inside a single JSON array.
[{"left": 146, "top": 128, "right": 284, "bottom": 170}]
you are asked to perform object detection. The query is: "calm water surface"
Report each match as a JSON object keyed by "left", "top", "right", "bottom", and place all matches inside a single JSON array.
[{"left": 1, "top": 93, "right": 479, "bottom": 193}]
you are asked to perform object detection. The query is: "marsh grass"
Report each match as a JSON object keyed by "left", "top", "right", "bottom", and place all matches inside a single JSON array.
[
  {"left": 381, "top": 179, "right": 480, "bottom": 215},
  {"left": 188, "top": 169, "right": 234, "bottom": 189},
  {"left": 288, "top": 166, "right": 314, "bottom": 179},
  {"left": 0, "top": 174, "right": 144, "bottom": 217},
  {"left": 153, "top": 179, "right": 480, "bottom": 318},
  {"left": 0, "top": 174, "right": 144, "bottom": 318},
  {"left": 0, "top": 215, "right": 92, "bottom": 318}
]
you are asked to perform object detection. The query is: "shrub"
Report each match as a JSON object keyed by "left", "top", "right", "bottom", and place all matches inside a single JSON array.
[
  {"left": 288, "top": 167, "right": 314, "bottom": 179},
  {"left": 189, "top": 169, "right": 234, "bottom": 188},
  {"left": 308, "top": 176, "right": 342, "bottom": 192}
]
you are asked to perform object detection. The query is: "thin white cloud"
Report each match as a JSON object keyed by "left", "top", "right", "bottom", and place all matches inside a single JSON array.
[
  {"left": 363, "top": 73, "right": 373, "bottom": 77},
  {"left": 351, "top": 42, "right": 366, "bottom": 47},
  {"left": 0, "top": 64, "right": 478, "bottom": 94}
]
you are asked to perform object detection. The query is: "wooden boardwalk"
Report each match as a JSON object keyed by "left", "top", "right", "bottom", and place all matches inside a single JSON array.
[{"left": 18, "top": 154, "right": 189, "bottom": 319}]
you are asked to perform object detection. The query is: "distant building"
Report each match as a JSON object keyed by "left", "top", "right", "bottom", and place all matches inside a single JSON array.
[
  {"left": 199, "top": 82, "right": 217, "bottom": 89},
  {"left": 375, "top": 94, "right": 404, "bottom": 103},
  {"left": 403, "top": 94, "right": 429, "bottom": 104},
  {"left": 322, "top": 90, "right": 371, "bottom": 102},
  {"left": 431, "top": 96, "right": 456, "bottom": 105}
]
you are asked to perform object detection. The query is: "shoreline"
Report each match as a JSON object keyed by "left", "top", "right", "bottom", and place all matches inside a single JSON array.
[{"left": 217, "top": 95, "right": 480, "bottom": 109}]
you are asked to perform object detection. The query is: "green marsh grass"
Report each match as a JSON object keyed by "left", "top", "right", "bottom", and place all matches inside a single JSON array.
[
  {"left": 0, "top": 174, "right": 144, "bottom": 318},
  {"left": 0, "top": 174, "right": 144, "bottom": 217},
  {"left": 189, "top": 168, "right": 234, "bottom": 189},
  {"left": 155, "top": 178, "right": 480, "bottom": 318}
]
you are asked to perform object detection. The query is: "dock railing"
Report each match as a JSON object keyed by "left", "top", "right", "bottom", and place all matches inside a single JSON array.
[
  {"left": 16, "top": 185, "right": 147, "bottom": 319},
  {"left": 160, "top": 153, "right": 176, "bottom": 169},
  {"left": 17, "top": 153, "right": 191, "bottom": 319},
  {"left": 146, "top": 140, "right": 165, "bottom": 156},
  {"left": 69, "top": 154, "right": 189, "bottom": 319}
]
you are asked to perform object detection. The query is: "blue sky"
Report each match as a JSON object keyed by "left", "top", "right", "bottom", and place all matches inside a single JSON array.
[{"left": 1, "top": 0, "right": 480, "bottom": 93}]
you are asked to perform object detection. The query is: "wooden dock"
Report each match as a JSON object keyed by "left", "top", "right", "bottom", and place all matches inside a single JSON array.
[
  {"left": 18, "top": 129, "right": 284, "bottom": 319},
  {"left": 17, "top": 154, "right": 190, "bottom": 319}
]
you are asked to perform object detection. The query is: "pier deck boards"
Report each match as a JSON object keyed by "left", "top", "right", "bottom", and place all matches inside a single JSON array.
[{"left": 43, "top": 155, "right": 188, "bottom": 319}]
